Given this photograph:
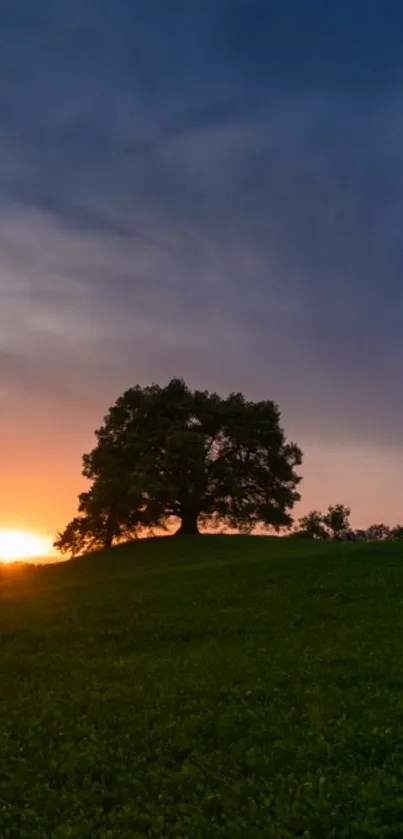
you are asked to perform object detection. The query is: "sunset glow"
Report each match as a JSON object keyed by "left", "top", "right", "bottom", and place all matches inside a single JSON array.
[
  {"left": 0, "top": 531, "right": 52, "bottom": 563},
  {"left": 2, "top": 3, "right": 403, "bottom": 551}
]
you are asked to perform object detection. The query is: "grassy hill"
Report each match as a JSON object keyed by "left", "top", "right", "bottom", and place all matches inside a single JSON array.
[{"left": 1, "top": 535, "right": 403, "bottom": 838}]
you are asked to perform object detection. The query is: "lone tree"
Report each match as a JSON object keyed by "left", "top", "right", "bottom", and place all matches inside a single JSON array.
[{"left": 54, "top": 378, "right": 303, "bottom": 556}]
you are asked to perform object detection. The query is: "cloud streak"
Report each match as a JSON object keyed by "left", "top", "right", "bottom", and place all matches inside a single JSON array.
[{"left": 1, "top": 0, "right": 403, "bottom": 534}]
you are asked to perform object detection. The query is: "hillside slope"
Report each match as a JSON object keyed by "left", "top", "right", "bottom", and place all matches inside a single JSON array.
[{"left": 1, "top": 535, "right": 403, "bottom": 837}]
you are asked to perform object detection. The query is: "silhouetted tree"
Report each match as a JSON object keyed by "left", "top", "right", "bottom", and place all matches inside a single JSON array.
[
  {"left": 295, "top": 504, "right": 352, "bottom": 541},
  {"left": 54, "top": 378, "right": 303, "bottom": 556},
  {"left": 297, "top": 510, "right": 329, "bottom": 540},
  {"left": 323, "top": 504, "right": 351, "bottom": 540},
  {"left": 390, "top": 524, "right": 403, "bottom": 540},
  {"left": 54, "top": 516, "right": 105, "bottom": 557},
  {"left": 366, "top": 523, "right": 391, "bottom": 541}
]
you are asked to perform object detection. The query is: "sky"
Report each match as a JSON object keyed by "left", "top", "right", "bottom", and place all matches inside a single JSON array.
[{"left": 2, "top": 0, "right": 403, "bottom": 549}]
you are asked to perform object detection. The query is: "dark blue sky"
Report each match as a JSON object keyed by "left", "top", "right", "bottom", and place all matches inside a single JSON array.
[{"left": 1, "top": 0, "right": 403, "bottom": 535}]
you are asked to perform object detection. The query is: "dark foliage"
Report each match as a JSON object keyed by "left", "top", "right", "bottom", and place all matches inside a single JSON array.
[
  {"left": 296, "top": 504, "right": 351, "bottom": 541},
  {"left": 55, "top": 379, "right": 302, "bottom": 556}
]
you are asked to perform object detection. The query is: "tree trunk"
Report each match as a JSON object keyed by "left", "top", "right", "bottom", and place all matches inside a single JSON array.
[
  {"left": 176, "top": 509, "right": 200, "bottom": 536},
  {"left": 103, "top": 512, "right": 116, "bottom": 549}
]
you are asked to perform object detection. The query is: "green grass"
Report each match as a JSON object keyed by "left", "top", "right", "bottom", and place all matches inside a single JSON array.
[{"left": 1, "top": 535, "right": 403, "bottom": 838}]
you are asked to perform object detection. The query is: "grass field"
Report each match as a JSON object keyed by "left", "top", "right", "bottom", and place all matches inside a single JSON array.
[{"left": 1, "top": 535, "right": 403, "bottom": 838}]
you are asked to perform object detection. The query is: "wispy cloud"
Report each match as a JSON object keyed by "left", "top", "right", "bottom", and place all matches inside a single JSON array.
[{"left": 1, "top": 0, "right": 403, "bottom": 532}]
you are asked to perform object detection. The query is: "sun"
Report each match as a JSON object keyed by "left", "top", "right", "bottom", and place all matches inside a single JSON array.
[{"left": 0, "top": 530, "right": 51, "bottom": 562}]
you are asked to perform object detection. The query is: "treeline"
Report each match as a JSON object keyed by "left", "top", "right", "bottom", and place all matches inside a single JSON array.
[{"left": 293, "top": 504, "right": 403, "bottom": 541}]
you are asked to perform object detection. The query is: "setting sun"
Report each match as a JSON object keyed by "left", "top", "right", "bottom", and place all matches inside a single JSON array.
[{"left": 0, "top": 530, "right": 52, "bottom": 562}]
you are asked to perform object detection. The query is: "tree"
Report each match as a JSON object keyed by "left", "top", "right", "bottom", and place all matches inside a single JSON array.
[
  {"left": 54, "top": 378, "right": 303, "bottom": 555},
  {"left": 295, "top": 504, "right": 352, "bottom": 541},
  {"left": 54, "top": 516, "right": 107, "bottom": 557},
  {"left": 323, "top": 504, "right": 351, "bottom": 540},
  {"left": 366, "top": 523, "right": 391, "bottom": 541},
  {"left": 296, "top": 510, "right": 329, "bottom": 540},
  {"left": 390, "top": 524, "right": 403, "bottom": 540}
]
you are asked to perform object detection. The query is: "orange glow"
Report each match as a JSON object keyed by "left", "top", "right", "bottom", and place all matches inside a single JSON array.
[
  {"left": 1, "top": 420, "right": 402, "bottom": 562},
  {"left": 0, "top": 530, "right": 52, "bottom": 563}
]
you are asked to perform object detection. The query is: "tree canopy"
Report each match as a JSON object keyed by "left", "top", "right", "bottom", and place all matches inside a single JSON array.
[
  {"left": 323, "top": 504, "right": 351, "bottom": 540},
  {"left": 365, "top": 523, "right": 391, "bottom": 541},
  {"left": 54, "top": 378, "right": 303, "bottom": 556},
  {"left": 297, "top": 510, "right": 330, "bottom": 541},
  {"left": 296, "top": 504, "right": 351, "bottom": 540}
]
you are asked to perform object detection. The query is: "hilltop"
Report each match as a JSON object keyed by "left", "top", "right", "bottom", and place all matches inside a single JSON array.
[{"left": 1, "top": 535, "right": 403, "bottom": 837}]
